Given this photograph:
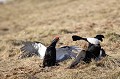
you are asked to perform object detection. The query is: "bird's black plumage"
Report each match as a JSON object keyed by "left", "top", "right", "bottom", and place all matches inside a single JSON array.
[
  {"left": 72, "top": 35, "right": 87, "bottom": 41},
  {"left": 72, "top": 35, "right": 104, "bottom": 42},
  {"left": 84, "top": 35, "right": 105, "bottom": 62},
  {"left": 68, "top": 35, "right": 106, "bottom": 68},
  {"left": 83, "top": 44, "right": 101, "bottom": 63},
  {"left": 43, "top": 37, "right": 59, "bottom": 68},
  {"left": 94, "top": 35, "right": 104, "bottom": 42}
]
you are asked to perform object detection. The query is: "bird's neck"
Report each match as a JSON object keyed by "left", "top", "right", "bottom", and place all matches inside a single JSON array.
[
  {"left": 49, "top": 44, "right": 56, "bottom": 48},
  {"left": 49, "top": 41, "right": 57, "bottom": 47}
]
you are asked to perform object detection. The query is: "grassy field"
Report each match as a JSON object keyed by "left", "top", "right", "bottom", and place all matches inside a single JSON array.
[{"left": 0, "top": 0, "right": 120, "bottom": 79}]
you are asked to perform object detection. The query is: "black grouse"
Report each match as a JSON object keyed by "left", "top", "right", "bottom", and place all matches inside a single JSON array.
[
  {"left": 43, "top": 36, "right": 59, "bottom": 68},
  {"left": 68, "top": 35, "right": 106, "bottom": 68},
  {"left": 72, "top": 34, "right": 105, "bottom": 62}
]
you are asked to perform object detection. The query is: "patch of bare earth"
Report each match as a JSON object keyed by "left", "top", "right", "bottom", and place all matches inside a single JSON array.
[{"left": 0, "top": 0, "right": 120, "bottom": 79}]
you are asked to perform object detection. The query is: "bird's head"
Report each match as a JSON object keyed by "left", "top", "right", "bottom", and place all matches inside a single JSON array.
[
  {"left": 95, "top": 35, "right": 104, "bottom": 42},
  {"left": 55, "top": 36, "right": 59, "bottom": 41},
  {"left": 53, "top": 36, "right": 59, "bottom": 42},
  {"left": 50, "top": 36, "right": 59, "bottom": 47}
]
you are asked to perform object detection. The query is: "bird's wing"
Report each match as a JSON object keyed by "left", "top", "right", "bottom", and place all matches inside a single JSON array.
[
  {"left": 56, "top": 46, "right": 82, "bottom": 62},
  {"left": 19, "top": 41, "right": 46, "bottom": 58},
  {"left": 68, "top": 50, "right": 86, "bottom": 68},
  {"left": 20, "top": 41, "right": 38, "bottom": 54}
]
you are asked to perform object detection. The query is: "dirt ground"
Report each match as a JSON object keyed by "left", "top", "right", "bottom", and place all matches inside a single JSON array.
[{"left": 0, "top": 0, "right": 120, "bottom": 79}]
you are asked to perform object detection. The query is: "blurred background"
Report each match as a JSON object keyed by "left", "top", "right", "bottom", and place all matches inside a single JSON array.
[{"left": 0, "top": 0, "right": 120, "bottom": 79}]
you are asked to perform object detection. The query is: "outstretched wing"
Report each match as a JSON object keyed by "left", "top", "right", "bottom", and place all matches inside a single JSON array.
[
  {"left": 19, "top": 41, "right": 46, "bottom": 58},
  {"left": 68, "top": 50, "right": 86, "bottom": 68},
  {"left": 56, "top": 46, "right": 82, "bottom": 62},
  {"left": 20, "top": 41, "right": 39, "bottom": 54}
]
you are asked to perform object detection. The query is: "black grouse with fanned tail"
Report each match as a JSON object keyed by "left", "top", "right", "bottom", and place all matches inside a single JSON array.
[
  {"left": 73, "top": 35, "right": 105, "bottom": 61},
  {"left": 43, "top": 36, "right": 59, "bottom": 68},
  {"left": 69, "top": 35, "right": 106, "bottom": 68},
  {"left": 72, "top": 35, "right": 104, "bottom": 44}
]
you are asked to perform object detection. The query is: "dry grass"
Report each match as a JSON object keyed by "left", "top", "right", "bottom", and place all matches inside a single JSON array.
[{"left": 0, "top": 0, "right": 120, "bottom": 79}]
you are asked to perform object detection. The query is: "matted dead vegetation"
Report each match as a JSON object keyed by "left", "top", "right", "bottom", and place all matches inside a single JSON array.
[{"left": 0, "top": 0, "right": 120, "bottom": 79}]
